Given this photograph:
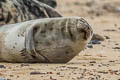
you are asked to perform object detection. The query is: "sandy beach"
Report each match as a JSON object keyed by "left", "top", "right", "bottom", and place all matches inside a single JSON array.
[{"left": 0, "top": 0, "right": 120, "bottom": 80}]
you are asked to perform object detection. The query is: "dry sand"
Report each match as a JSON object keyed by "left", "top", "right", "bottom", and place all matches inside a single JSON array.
[{"left": 0, "top": 0, "right": 120, "bottom": 80}]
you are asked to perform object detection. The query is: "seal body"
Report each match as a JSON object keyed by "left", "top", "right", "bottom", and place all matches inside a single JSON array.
[
  {"left": 0, "top": 17, "right": 93, "bottom": 63},
  {"left": 0, "top": 0, "right": 62, "bottom": 26}
]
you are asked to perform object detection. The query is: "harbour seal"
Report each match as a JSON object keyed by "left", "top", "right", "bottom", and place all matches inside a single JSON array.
[
  {"left": 0, "top": 0, "right": 93, "bottom": 63},
  {"left": 0, "top": 0, "right": 62, "bottom": 26},
  {"left": 0, "top": 17, "right": 93, "bottom": 63}
]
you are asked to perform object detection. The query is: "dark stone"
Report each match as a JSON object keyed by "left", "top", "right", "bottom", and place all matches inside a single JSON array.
[
  {"left": 104, "top": 36, "right": 110, "bottom": 39},
  {"left": 0, "top": 65, "right": 6, "bottom": 68},
  {"left": 91, "top": 40, "right": 101, "bottom": 44},
  {"left": 87, "top": 44, "right": 93, "bottom": 48},
  {"left": 30, "top": 71, "right": 46, "bottom": 75},
  {"left": 112, "top": 47, "right": 120, "bottom": 49}
]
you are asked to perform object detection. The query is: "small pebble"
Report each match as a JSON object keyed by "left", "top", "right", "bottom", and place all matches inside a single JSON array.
[
  {"left": 30, "top": 72, "right": 46, "bottom": 75},
  {"left": 90, "top": 61, "right": 96, "bottom": 63},
  {"left": 104, "top": 29, "right": 116, "bottom": 32},
  {"left": 91, "top": 40, "right": 101, "bottom": 44},
  {"left": 87, "top": 44, "right": 93, "bottom": 48},
  {"left": 104, "top": 35, "right": 110, "bottom": 39},
  {"left": 113, "top": 47, "right": 120, "bottom": 49},
  {"left": 0, "top": 65, "right": 6, "bottom": 68},
  {"left": 21, "top": 63, "right": 29, "bottom": 67}
]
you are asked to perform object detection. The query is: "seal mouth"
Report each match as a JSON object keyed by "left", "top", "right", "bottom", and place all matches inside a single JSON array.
[
  {"left": 78, "top": 18, "right": 93, "bottom": 41},
  {"left": 78, "top": 28, "right": 89, "bottom": 40},
  {"left": 78, "top": 27, "right": 92, "bottom": 40}
]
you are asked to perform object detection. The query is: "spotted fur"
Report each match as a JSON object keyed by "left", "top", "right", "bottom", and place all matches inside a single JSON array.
[{"left": 0, "top": 0, "right": 62, "bottom": 25}]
